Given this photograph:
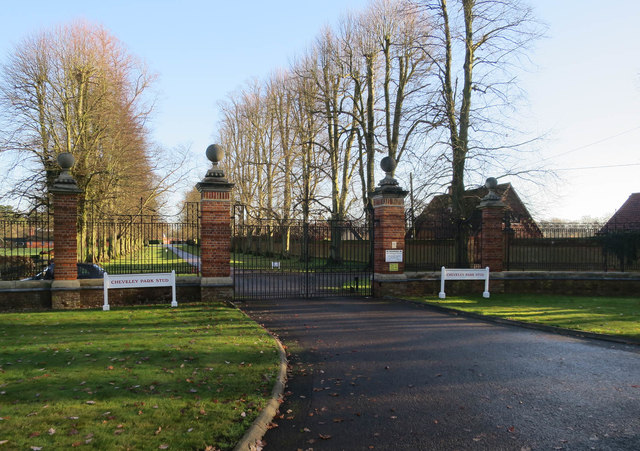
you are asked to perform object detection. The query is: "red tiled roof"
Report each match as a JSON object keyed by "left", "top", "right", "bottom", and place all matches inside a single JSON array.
[{"left": 604, "top": 193, "right": 640, "bottom": 229}]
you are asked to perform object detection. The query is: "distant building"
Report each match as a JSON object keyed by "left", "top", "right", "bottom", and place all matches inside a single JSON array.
[
  {"left": 413, "top": 182, "right": 541, "bottom": 239},
  {"left": 602, "top": 193, "right": 640, "bottom": 232}
]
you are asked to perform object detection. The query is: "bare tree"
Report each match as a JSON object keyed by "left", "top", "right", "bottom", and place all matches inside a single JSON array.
[
  {"left": 411, "top": 0, "right": 542, "bottom": 265},
  {"left": 306, "top": 27, "right": 360, "bottom": 225},
  {"left": 343, "top": 0, "right": 436, "bottom": 212},
  {"left": 0, "top": 20, "right": 159, "bottom": 219}
]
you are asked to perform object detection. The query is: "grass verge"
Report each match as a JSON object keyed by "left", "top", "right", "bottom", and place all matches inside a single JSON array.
[
  {"left": 408, "top": 294, "right": 640, "bottom": 341},
  {"left": 0, "top": 303, "right": 280, "bottom": 450},
  {"left": 102, "top": 245, "right": 198, "bottom": 276}
]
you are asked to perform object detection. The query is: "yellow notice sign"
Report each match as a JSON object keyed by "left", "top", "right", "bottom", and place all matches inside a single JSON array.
[{"left": 389, "top": 263, "right": 399, "bottom": 272}]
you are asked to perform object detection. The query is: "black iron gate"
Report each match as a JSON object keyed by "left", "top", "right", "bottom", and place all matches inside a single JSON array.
[{"left": 232, "top": 219, "right": 373, "bottom": 299}]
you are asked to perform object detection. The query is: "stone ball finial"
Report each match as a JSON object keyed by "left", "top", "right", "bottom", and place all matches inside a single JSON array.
[
  {"left": 380, "top": 156, "right": 397, "bottom": 174},
  {"left": 485, "top": 177, "right": 498, "bottom": 190},
  {"left": 206, "top": 144, "right": 224, "bottom": 165},
  {"left": 51, "top": 151, "right": 81, "bottom": 192},
  {"left": 480, "top": 176, "right": 502, "bottom": 204},
  {"left": 57, "top": 152, "right": 75, "bottom": 170},
  {"left": 378, "top": 155, "right": 400, "bottom": 188}
]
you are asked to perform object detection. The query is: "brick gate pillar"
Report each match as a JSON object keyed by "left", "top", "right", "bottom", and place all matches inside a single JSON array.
[
  {"left": 478, "top": 177, "right": 507, "bottom": 275},
  {"left": 197, "top": 144, "right": 234, "bottom": 302},
  {"left": 50, "top": 152, "right": 83, "bottom": 309},
  {"left": 371, "top": 157, "right": 408, "bottom": 297}
]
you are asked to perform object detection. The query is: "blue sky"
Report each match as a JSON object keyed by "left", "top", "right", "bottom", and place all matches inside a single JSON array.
[{"left": 1, "top": 0, "right": 639, "bottom": 220}]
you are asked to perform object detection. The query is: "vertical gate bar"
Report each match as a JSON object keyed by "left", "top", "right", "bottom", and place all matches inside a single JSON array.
[{"left": 305, "top": 221, "right": 309, "bottom": 298}]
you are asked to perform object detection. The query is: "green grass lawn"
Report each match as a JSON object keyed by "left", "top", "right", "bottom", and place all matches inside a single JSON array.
[
  {"left": 0, "top": 303, "right": 280, "bottom": 450},
  {"left": 0, "top": 248, "right": 50, "bottom": 258},
  {"left": 231, "top": 251, "right": 368, "bottom": 272},
  {"left": 102, "top": 245, "right": 198, "bottom": 276},
  {"left": 409, "top": 294, "right": 640, "bottom": 341},
  {"left": 169, "top": 246, "right": 370, "bottom": 273}
]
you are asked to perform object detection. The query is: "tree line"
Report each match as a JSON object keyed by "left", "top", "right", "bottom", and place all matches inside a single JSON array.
[
  {"left": 0, "top": 20, "right": 190, "bottom": 222},
  {"left": 217, "top": 0, "right": 541, "bottom": 231}
]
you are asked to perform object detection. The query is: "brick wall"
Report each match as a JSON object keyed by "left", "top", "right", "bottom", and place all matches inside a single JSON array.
[
  {"left": 375, "top": 272, "right": 640, "bottom": 298},
  {"left": 200, "top": 190, "right": 231, "bottom": 278},
  {"left": 373, "top": 195, "right": 406, "bottom": 275},
  {"left": 0, "top": 280, "right": 201, "bottom": 312},
  {"left": 480, "top": 206, "right": 505, "bottom": 272},
  {"left": 52, "top": 193, "right": 78, "bottom": 280}
]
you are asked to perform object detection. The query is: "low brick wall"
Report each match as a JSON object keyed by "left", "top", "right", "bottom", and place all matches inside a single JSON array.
[
  {"left": 0, "top": 277, "right": 203, "bottom": 312},
  {"left": 375, "top": 271, "right": 640, "bottom": 298},
  {"left": 0, "top": 281, "right": 51, "bottom": 310},
  {"left": 501, "top": 272, "right": 640, "bottom": 296}
]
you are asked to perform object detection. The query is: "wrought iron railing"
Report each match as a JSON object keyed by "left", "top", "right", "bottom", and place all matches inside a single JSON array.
[
  {"left": 232, "top": 219, "right": 373, "bottom": 298},
  {"left": 505, "top": 222, "right": 640, "bottom": 272},
  {"left": 405, "top": 220, "right": 482, "bottom": 270},
  {"left": 0, "top": 211, "right": 53, "bottom": 280},
  {"left": 78, "top": 203, "right": 201, "bottom": 275}
]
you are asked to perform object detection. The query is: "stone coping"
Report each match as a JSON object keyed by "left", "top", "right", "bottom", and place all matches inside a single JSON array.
[{"left": 401, "top": 271, "right": 640, "bottom": 282}]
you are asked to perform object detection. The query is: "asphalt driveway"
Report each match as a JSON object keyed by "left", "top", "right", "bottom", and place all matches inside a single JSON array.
[{"left": 239, "top": 296, "right": 640, "bottom": 451}]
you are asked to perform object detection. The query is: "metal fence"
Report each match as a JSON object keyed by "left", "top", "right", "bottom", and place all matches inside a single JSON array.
[
  {"left": 506, "top": 222, "right": 640, "bottom": 272},
  {"left": 78, "top": 203, "right": 201, "bottom": 275},
  {"left": 232, "top": 219, "right": 373, "bottom": 299},
  {"left": 405, "top": 220, "right": 482, "bottom": 270},
  {"left": 0, "top": 211, "right": 53, "bottom": 280}
]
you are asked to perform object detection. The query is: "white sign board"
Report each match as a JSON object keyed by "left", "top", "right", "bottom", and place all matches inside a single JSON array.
[
  {"left": 103, "top": 271, "right": 177, "bottom": 311},
  {"left": 385, "top": 249, "right": 403, "bottom": 263},
  {"left": 439, "top": 266, "right": 490, "bottom": 299}
]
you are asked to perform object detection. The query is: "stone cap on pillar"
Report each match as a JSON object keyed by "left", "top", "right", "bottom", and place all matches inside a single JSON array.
[
  {"left": 478, "top": 177, "right": 506, "bottom": 209},
  {"left": 50, "top": 152, "right": 82, "bottom": 194},
  {"left": 372, "top": 156, "right": 408, "bottom": 198},
  {"left": 196, "top": 144, "right": 234, "bottom": 193}
]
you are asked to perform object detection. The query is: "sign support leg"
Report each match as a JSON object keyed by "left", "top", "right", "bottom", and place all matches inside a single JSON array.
[
  {"left": 103, "top": 272, "right": 110, "bottom": 311},
  {"left": 171, "top": 270, "right": 178, "bottom": 307}
]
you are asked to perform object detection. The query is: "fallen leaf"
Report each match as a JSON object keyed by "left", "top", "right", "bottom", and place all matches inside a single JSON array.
[
  {"left": 319, "top": 434, "right": 332, "bottom": 440},
  {"left": 508, "top": 426, "right": 516, "bottom": 433},
  {"left": 86, "top": 401, "right": 96, "bottom": 405},
  {"left": 30, "top": 447, "right": 42, "bottom": 451},
  {"left": 48, "top": 428, "right": 56, "bottom": 435},
  {"left": 155, "top": 426, "right": 162, "bottom": 435},
  {"left": 29, "top": 432, "right": 40, "bottom": 438},
  {"left": 0, "top": 440, "right": 8, "bottom": 445},
  {"left": 159, "top": 445, "right": 169, "bottom": 449}
]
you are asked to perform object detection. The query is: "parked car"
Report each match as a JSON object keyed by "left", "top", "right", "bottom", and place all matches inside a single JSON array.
[{"left": 24, "top": 262, "right": 105, "bottom": 280}]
